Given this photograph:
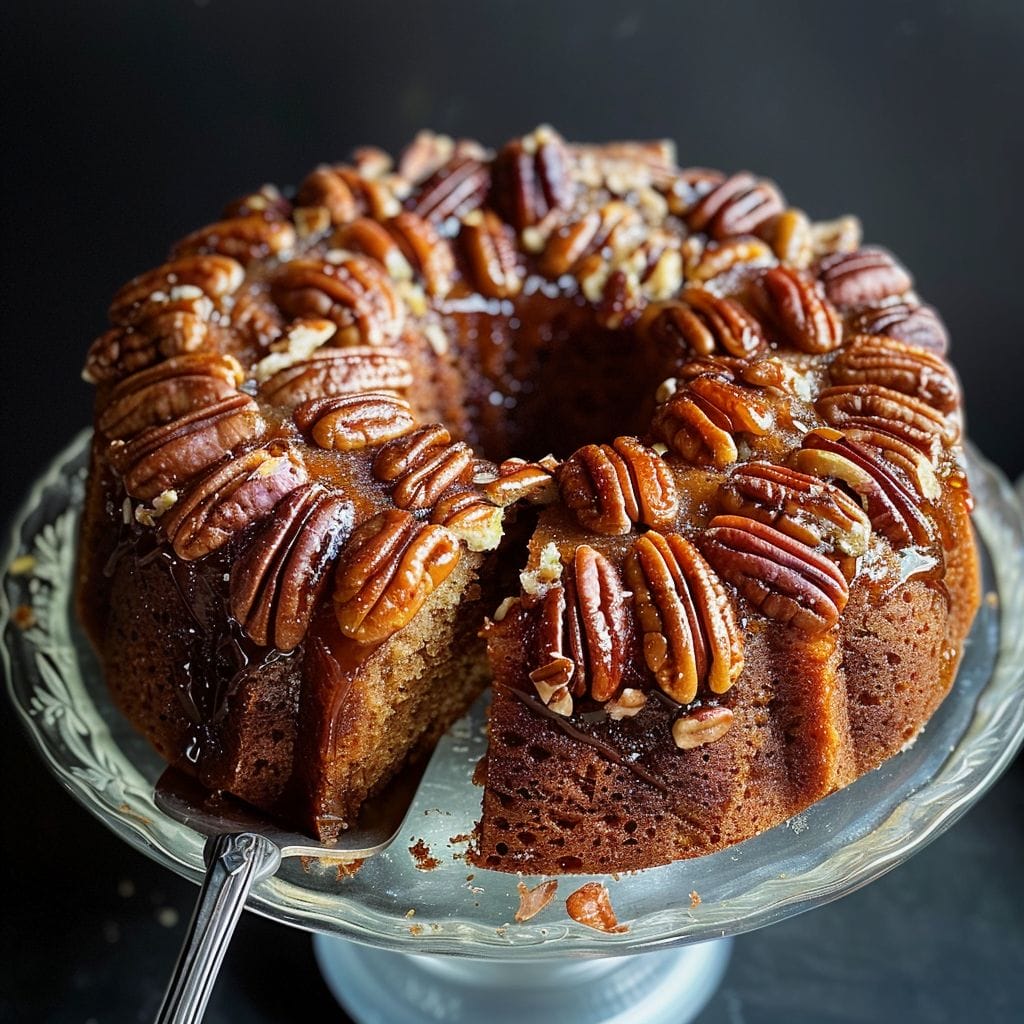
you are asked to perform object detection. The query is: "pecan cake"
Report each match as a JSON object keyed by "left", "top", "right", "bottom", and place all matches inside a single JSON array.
[{"left": 76, "top": 127, "right": 980, "bottom": 874}]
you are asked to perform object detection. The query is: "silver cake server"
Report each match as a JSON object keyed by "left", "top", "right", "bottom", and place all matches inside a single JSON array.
[{"left": 152, "top": 757, "right": 427, "bottom": 1024}]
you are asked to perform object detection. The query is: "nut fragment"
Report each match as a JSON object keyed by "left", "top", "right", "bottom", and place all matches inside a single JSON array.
[
  {"left": 333, "top": 509, "right": 461, "bottom": 645},
  {"left": 482, "top": 458, "right": 560, "bottom": 507},
  {"left": 672, "top": 706, "right": 735, "bottom": 750},
  {"left": 684, "top": 236, "right": 776, "bottom": 283},
  {"left": 558, "top": 436, "right": 678, "bottom": 535},
  {"left": 230, "top": 484, "right": 354, "bottom": 651},
  {"left": 565, "top": 882, "right": 628, "bottom": 933},
  {"left": 685, "top": 171, "right": 785, "bottom": 240},
  {"left": 430, "top": 491, "right": 505, "bottom": 552},
  {"left": 295, "top": 392, "right": 416, "bottom": 452},
  {"left": 639, "top": 288, "right": 767, "bottom": 360},
  {"left": 161, "top": 445, "right": 308, "bottom": 560},
  {"left": 259, "top": 348, "right": 413, "bottom": 409},
  {"left": 816, "top": 246, "right": 912, "bottom": 309},
  {"left": 701, "top": 515, "right": 850, "bottom": 633},
  {"left": 373, "top": 424, "right": 474, "bottom": 511},
  {"left": 624, "top": 531, "right": 744, "bottom": 704},
  {"left": 758, "top": 265, "right": 843, "bottom": 353},
  {"left": 460, "top": 209, "right": 523, "bottom": 298},
  {"left": 492, "top": 126, "right": 573, "bottom": 232},
  {"left": 515, "top": 880, "right": 559, "bottom": 923}
]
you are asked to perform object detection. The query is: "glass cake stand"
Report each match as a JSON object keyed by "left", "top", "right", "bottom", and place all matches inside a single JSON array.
[{"left": 3, "top": 432, "right": 1024, "bottom": 1024}]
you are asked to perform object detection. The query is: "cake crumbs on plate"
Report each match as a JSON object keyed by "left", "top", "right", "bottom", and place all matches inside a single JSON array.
[
  {"left": 514, "top": 879, "right": 558, "bottom": 922},
  {"left": 408, "top": 838, "right": 441, "bottom": 871},
  {"left": 689, "top": 890, "right": 701, "bottom": 908}
]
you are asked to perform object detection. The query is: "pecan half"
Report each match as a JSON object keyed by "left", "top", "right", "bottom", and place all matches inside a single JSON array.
[
  {"left": 406, "top": 154, "right": 491, "bottom": 223},
  {"left": 795, "top": 428, "right": 933, "bottom": 548},
  {"left": 172, "top": 215, "right": 296, "bottom": 263},
  {"left": 259, "top": 348, "right": 413, "bottom": 409},
  {"left": 828, "top": 334, "right": 958, "bottom": 413},
  {"left": 847, "top": 301, "right": 948, "bottom": 355},
  {"left": 672, "top": 706, "right": 735, "bottom": 750},
  {"left": 685, "top": 172, "right": 785, "bottom": 240},
  {"left": 720, "top": 461, "right": 871, "bottom": 560},
  {"left": 162, "top": 444, "right": 308, "bottom": 560},
  {"left": 98, "top": 352, "right": 244, "bottom": 440},
  {"left": 296, "top": 163, "right": 400, "bottom": 224},
  {"left": 639, "top": 287, "right": 767, "bottom": 360},
  {"left": 230, "top": 484, "right": 354, "bottom": 651},
  {"left": 558, "top": 436, "right": 678, "bottom": 535},
  {"left": 624, "top": 531, "right": 744, "bottom": 703},
  {"left": 816, "top": 247, "right": 912, "bottom": 309},
  {"left": 701, "top": 515, "right": 849, "bottom": 633},
  {"left": 540, "top": 201, "right": 643, "bottom": 278},
  {"left": 492, "top": 126, "right": 573, "bottom": 233},
  {"left": 652, "top": 373, "right": 774, "bottom": 468},
  {"left": 295, "top": 393, "right": 415, "bottom": 452},
  {"left": 115, "top": 394, "right": 265, "bottom": 501},
  {"left": 372, "top": 424, "right": 474, "bottom": 511},
  {"left": 815, "top": 383, "right": 954, "bottom": 458},
  {"left": 108, "top": 255, "right": 245, "bottom": 325},
  {"left": 270, "top": 257, "right": 404, "bottom": 348},
  {"left": 530, "top": 545, "right": 631, "bottom": 709},
  {"left": 758, "top": 265, "right": 842, "bottom": 353},
  {"left": 459, "top": 209, "right": 523, "bottom": 298},
  {"left": 841, "top": 426, "right": 940, "bottom": 501},
  {"left": 482, "top": 457, "right": 560, "bottom": 507},
  {"left": 430, "top": 490, "right": 504, "bottom": 552},
  {"left": 333, "top": 509, "right": 461, "bottom": 645}
]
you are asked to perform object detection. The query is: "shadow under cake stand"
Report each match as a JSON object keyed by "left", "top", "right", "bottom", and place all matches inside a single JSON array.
[{"left": 3, "top": 433, "right": 1023, "bottom": 1024}]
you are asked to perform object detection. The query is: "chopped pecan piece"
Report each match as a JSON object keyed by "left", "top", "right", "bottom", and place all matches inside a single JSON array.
[
  {"left": 828, "top": 334, "right": 958, "bottom": 413},
  {"left": 701, "top": 515, "right": 850, "bottom": 633},
  {"left": 430, "top": 491, "right": 504, "bottom": 552},
  {"left": 162, "top": 445, "right": 308, "bottom": 560},
  {"left": 98, "top": 352, "right": 244, "bottom": 440},
  {"left": 758, "top": 265, "right": 843, "bottom": 353},
  {"left": 270, "top": 257, "right": 404, "bottom": 347},
  {"left": 333, "top": 509, "right": 461, "bottom": 645},
  {"left": 540, "top": 201, "right": 643, "bottom": 278},
  {"left": 652, "top": 373, "right": 773, "bottom": 468},
  {"left": 816, "top": 246, "right": 912, "bottom": 309},
  {"left": 795, "top": 428, "right": 933, "bottom": 548},
  {"left": 530, "top": 546, "right": 632, "bottom": 710},
  {"left": 172, "top": 215, "right": 296, "bottom": 263},
  {"left": 565, "top": 882, "right": 628, "bottom": 934},
  {"left": 230, "top": 484, "right": 354, "bottom": 651},
  {"left": 685, "top": 171, "right": 785, "bottom": 240},
  {"left": 482, "top": 457, "right": 560, "bottom": 507},
  {"left": 762, "top": 207, "right": 813, "bottom": 267},
  {"left": 115, "top": 394, "right": 265, "bottom": 501},
  {"left": 624, "top": 531, "right": 744, "bottom": 704},
  {"left": 639, "top": 288, "right": 766, "bottom": 360},
  {"left": 406, "top": 154, "right": 490, "bottom": 223},
  {"left": 492, "top": 126, "right": 573, "bottom": 232},
  {"left": 295, "top": 392, "right": 416, "bottom": 452},
  {"left": 373, "top": 424, "right": 474, "bottom": 511},
  {"left": 847, "top": 300, "right": 948, "bottom": 355},
  {"left": 672, "top": 706, "right": 735, "bottom": 750},
  {"left": 514, "top": 880, "right": 558, "bottom": 923},
  {"left": 459, "top": 209, "right": 523, "bottom": 298},
  {"left": 259, "top": 348, "right": 413, "bottom": 409},
  {"left": 558, "top": 436, "right": 678, "bottom": 535}
]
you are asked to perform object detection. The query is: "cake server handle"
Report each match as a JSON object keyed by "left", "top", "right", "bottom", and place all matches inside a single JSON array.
[{"left": 155, "top": 831, "right": 282, "bottom": 1024}]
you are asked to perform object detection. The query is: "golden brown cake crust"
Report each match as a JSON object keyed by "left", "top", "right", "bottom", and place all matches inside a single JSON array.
[{"left": 76, "top": 127, "right": 979, "bottom": 872}]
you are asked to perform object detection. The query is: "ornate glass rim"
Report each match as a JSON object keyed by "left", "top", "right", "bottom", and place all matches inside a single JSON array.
[{"left": 2, "top": 431, "right": 1023, "bottom": 959}]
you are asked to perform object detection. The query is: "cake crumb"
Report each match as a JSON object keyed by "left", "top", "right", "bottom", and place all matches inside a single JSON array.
[
  {"left": 514, "top": 880, "right": 558, "bottom": 923},
  {"left": 409, "top": 838, "right": 441, "bottom": 871},
  {"left": 689, "top": 890, "right": 701, "bottom": 908},
  {"left": 405, "top": 908, "right": 416, "bottom": 918},
  {"left": 335, "top": 858, "right": 364, "bottom": 880},
  {"left": 984, "top": 590, "right": 999, "bottom": 609},
  {"left": 409, "top": 924, "right": 424, "bottom": 936},
  {"left": 565, "top": 882, "right": 629, "bottom": 934}
]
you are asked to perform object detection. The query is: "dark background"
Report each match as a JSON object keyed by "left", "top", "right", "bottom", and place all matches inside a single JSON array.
[{"left": 2, "top": 2, "right": 1022, "bottom": 1021}]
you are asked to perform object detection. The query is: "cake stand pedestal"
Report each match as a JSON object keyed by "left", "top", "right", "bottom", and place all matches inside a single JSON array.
[{"left": 3, "top": 434, "right": 1023, "bottom": 1024}]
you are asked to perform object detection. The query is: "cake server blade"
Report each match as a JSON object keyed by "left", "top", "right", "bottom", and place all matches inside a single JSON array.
[{"left": 152, "top": 756, "right": 428, "bottom": 1024}]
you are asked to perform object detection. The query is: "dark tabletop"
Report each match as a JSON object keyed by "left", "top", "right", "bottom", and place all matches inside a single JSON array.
[{"left": 2, "top": 2, "right": 1023, "bottom": 1021}]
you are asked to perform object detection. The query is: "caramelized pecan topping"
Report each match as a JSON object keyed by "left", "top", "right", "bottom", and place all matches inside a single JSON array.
[
  {"left": 259, "top": 348, "right": 413, "bottom": 409},
  {"left": 841, "top": 426, "right": 940, "bottom": 501},
  {"left": 763, "top": 207, "right": 813, "bottom": 267},
  {"left": 684, "top": 172, "right": 784, "bottom": 240},
  {"left": 430, "top": 491, "right": 504, "bottom": 552},
  {"left": 847, "top": 300, "right": 948, "bottom": 355},
  {"left": 540, "top": 201, "right": 643, "bottom": 278},
  {"left": 222, "top": 184, "right": 291, "bottom": 221},
  {"left": 828, "top": 334, "right": 958, "bottom": 413},
  {"left": 459, "top": 209, "right": 523, "bottom": 298},
  {"left": 372, "top": 424, "right": 474, "bottom": 511},
  {"left": 296, "top": 163, "right": 400, "bottom": 224},
  {"left": 162, "top": 444, "right": 308, "bottom": 560},
  {"left": 114, "top": 393, "right": 265, "bottom": 501},
  {"left": 230, "top": 484, "right": 354, "bottom": 651},
  {"left": 701, "top": 515, "right": 850, "bottom": 633},
  {"left": 558, "top": 436, "right": 678, "bottom": 536},
  {"left": 639, "top": 287, "right": 767, "bottom": 360},
  {"left": 406, "top": 154, "right": 490, "bottom": 223},
  {"left": 758, "top": 265, "right": 842, "bottom": 353},
  {"left": 624, "top": 531, "right": 744, "bottom": 704},
  {"left": 172, "top": 215, "right": 296, "bottom": 263},
  {"left": 795, "top": 429, "right": 933, "bottom": 548},
  {"left": 720, "top": 461, "right": 871, "bottom": 563},
  {"left": 294, "top": 392, "right": 416, "bottom": 452},
  {"left": 529, "top": 546, "right": 632, "bottom": 711},
  {"left": 482, "top": 457, "right": 560, "bottom": 507},
  {"left": 492, "top": 126, "right": 573, "bottom": 233},
  {"left": 98, "top": 352, "right": 244, "bottom": 440},
  {"left": 270, "top": 257, "right": 404, "bottom": 347},
  {"left": 108, "top": 255, "right": 245, "bottom": 325},
  {"left": 815, "top": 383, "right": 954, "bottom": 458},
  {"left": 333, "top": 509, "right": 461, "bottom": 645},
  {"left": 684, "top": 235, "right": 776, "bottom": 283},
  {"left": 672, "top": 706, "right": 735, "bottom": 750},
  {"left": 816, "top": 246, "right": 912, "bottom": 309},
  {"left": 652, "top": 373, "right": 773, "bottom": 467}
]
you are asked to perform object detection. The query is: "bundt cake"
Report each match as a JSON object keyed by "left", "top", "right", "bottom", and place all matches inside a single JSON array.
[{"left": 76, "top": 127, "right": 980, "bottom": 874}]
